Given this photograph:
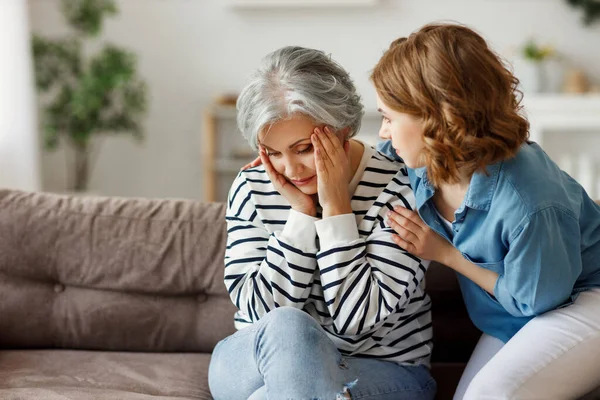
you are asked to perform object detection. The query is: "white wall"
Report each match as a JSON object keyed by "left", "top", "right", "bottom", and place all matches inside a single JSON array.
[
  {"left": 0, "top": 0, "right": 41, "bottom": 191},
  {"left": 27, "top": 0, "right": 600, "bottom": 199}
]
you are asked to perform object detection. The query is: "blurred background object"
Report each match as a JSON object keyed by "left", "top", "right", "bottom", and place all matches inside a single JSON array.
[
  {"left": 566, "top": 0, "right": 600, "bottom": 26},
  {"left": 31, "top": 0, "right": 147, "bottom": 193},
  {"left": 4, "top": 0, "right": 597, "bottom": 200},
  {"left": 0, "top": 0, "right": 41, "bottom": 191},
  {"left": 512, "top": 38, "right": 564, "bottom": 94}
]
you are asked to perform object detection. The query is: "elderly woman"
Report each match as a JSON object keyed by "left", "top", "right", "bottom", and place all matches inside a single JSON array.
[{"left": 207, "top": 46, "right": 436, "bottom": 400}]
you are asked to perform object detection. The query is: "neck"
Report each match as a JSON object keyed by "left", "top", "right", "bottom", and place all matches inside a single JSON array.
[
  {"left": 439, "top": 175, "right": 471, "bottom": 193},
  {"left": 433, "top": 172, "right": 471, "bottom": 220}
]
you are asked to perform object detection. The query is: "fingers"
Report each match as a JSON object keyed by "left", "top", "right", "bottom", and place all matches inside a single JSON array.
[
  {"left": 311, "top": 134, "right": 331, "bottom": 176},
  {"left": 259, "top": 147, "right": 279, "bottom": 184},
  {"left": 391, "top": 207, "right": 426, "bottom": 231},
  {"left": 323, "top": 126, "right": 343, "bottom": 149},
  {"left": 240, "top": 156, "right": 262, "bottom": 171},
  {"left": 387, "top": 214, "right": 420, "bottom": 243},
  {"left": 312, "top": 126, "right": 342, "bottom": 168},
  {"left": 250, "top": 156, "right": 262, "bottom": 168},
  {"left": 317, "top": 126, "right": 341, "bottom": 157},
  {"left": 391, "top": 234, "right": 415, "bottom": 253},
  {"left": 313, "top": 137, "right": 326, "bottom": 176}
]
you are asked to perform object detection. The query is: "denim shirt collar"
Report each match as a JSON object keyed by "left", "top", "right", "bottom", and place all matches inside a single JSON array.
[
  {"left": 413, "top": 161, "right": 502, "bottom": 212},
  {"left": 465, "top": 161, "right": 502, "bottom": 211}
]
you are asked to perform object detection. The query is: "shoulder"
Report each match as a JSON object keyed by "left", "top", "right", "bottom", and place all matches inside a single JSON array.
[
  {"left": 228, "top": 167, "right": 279, "bottom": 208},
  {"left": 360, "top": 147, "right": 415, "bottom": 208},
  {"left": 356, "top": 147, "right": 410, "bottom": 190},
  {"left": 496, "top": 143, "right": 583, "bottom": 219}
]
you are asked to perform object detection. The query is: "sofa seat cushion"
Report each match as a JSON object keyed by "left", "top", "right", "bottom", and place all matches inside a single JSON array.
[{"left": 0, "top": 350, "right": 212, "bottom": 399}]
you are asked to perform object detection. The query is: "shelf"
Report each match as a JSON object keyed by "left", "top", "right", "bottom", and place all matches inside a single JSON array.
[
  {"left": 212, "top": 105, "right": 237, "bottom": 118},
  {"left": 522, "top": 93, "right": 600, "bottom": 112},
  {"left": 213, "top": 157, "right": 255, "bottom": 173},
  {"left": 521, "top": 94, "right": 600, "bottom": 144}
]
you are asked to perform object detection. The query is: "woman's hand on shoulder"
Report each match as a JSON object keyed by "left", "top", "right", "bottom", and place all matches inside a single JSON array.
[
  {"left": 241, "top": 156, "right": 262, "bottom": 171},
  {"left": 386, "top": 206, "right": 454, "bottom": 263}
]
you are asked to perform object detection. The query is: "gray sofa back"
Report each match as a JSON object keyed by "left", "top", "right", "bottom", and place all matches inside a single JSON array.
[{"left": 0, "top": 190, "right": 237, "bottom": 352}]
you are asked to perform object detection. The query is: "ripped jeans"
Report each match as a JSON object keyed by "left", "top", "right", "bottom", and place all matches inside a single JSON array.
[{"left": 208, "top": 307, "right": 436, "bottom": 400}]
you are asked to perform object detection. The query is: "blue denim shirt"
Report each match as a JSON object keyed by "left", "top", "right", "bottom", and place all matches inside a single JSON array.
[{"left": 378, "top": 140, "right": 600, "bottom": 342}]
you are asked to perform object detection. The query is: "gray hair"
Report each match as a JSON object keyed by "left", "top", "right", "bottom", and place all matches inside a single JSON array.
[{"left": 236, "top": 46, "right": 364, "bottom": 150}]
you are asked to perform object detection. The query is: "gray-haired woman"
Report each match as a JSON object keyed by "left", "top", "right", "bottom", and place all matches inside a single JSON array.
[{"left": 208, "top": 46, "right": 436, "bottom": 400}]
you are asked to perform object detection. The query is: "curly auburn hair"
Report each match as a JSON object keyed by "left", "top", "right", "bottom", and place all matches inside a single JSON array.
[{"left": 371, "top": 23, "right": 529, "bottom": 187}]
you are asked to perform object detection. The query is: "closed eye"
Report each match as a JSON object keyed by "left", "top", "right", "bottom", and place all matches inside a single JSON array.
[
  {"left": 296, "top": 145, "right": 313, "bottom": 154},
  {"left": 382, "top": 116, "right": 391, "bottom": 124}
]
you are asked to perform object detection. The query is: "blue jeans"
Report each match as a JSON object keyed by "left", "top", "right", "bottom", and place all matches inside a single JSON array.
[{"left": 208, "top": 307, "right": 436, "bottom": 400}]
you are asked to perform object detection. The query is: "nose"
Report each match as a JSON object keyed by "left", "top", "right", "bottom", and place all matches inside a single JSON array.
[
  {"left": 378, "top": 124, "right": 391, "bottom": 140},
  {"left": 284, "top": 157, "right": 303, "bottom": 178}
]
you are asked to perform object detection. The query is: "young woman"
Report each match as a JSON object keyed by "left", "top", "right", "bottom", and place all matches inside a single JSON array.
[
  {"left": 373, "top": 23, "right": 600, "bottom": 399},
  {"left": 208, "top": 46, "right": 436, "bottom": 400}
]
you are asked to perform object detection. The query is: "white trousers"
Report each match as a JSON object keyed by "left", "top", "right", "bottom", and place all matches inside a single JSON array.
[{"left": 454, "top": 288, "right": 600, "bottom": 400}]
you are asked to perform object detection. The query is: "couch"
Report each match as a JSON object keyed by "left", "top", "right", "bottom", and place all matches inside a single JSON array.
[{"left": 0, "top": 189, "right": 596, "bottom": 400}]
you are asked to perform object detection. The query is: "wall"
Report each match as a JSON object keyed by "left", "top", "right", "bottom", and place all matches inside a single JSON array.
[
  {"left": 27, "top": 0, "right": 600, "bottom": 199},
  {"left": 0, "top": 0, "right": 41, "bottom": 191}
]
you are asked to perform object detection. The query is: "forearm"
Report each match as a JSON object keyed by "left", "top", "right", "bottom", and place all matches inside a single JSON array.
[
  {"left": 316, "top": 215, "right": 426, "bottom": 335},
  {"left": 226, "top": 236, "right": 317, "bottom": 317},
  {"left": 322, "top": 203, "right": 352, "bottom": 219},
  {"left": 442, "top": 248, "right": 499, "bottom": 295},
  {"left": 322, "top": 192, "right": 352, "bottom": 219},
  {"left": 225, "top": 210, "right": 319, "bottom": 318}
]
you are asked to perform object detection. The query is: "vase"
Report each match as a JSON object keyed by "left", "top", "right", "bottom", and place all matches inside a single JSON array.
[
  {"left": 513, "top": 58, "right": 545, "bottom": 94},
  {"left": 541, "top": 58, "right": 566, "bottom": 93}
]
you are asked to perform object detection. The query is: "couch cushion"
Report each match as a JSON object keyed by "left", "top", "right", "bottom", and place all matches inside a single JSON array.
[
  {"left": 0, "top": 190, "right": 237, "bottom": 352},
  {"left": 0, "top": 350, "right": 212, "bottom": 399}
]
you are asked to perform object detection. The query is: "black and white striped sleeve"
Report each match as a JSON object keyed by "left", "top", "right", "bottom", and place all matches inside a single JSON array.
[
  {"left": 224, "top": 173, "right": 318, "bottom": 322},
  {"left": 315, "top": 197, "right": 428, "bottom": 336}
]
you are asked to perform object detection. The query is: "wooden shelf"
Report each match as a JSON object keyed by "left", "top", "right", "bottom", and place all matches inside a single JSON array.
[{"left": 213, "top": 157, "right": 254, "bottom": 173}]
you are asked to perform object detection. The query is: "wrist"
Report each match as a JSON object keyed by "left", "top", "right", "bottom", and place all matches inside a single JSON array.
[
  {"left": 440, "top": 246, "right": 463, "bottom": 271},
  {"left": 293, "top": 206, "right": 317, "bottom": 217},
  {"left": 322, "top": 202, "right": 352, "bottom": 219}
]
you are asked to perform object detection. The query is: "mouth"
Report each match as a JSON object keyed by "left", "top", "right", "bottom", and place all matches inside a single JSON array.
[{"left": 290, "top": 175, "right": 316, "bottom": 186}]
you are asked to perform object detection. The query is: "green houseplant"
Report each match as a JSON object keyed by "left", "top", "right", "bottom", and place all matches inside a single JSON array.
[
  {"left": 566, "top": 0, "right": 600, "bottom": 26},
  {"left": 513, "top": 38, "right": 562, "bottom": 94},
  {"left": 32, "top": 0, "right": 147, "bottom": 192}
]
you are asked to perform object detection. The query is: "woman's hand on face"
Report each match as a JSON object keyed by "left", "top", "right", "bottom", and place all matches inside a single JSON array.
[
  {"left": 241, "top": 156, "right": 262, "bottom": 171},
  {"left": 386, "top": 206, "right": 454, "bottom": 263},
  {"left": 311, "top": 126, "right": 352, "bottom": 218},
  {"left": 259, "top": 147, "right": 317, "bottom": 217}
]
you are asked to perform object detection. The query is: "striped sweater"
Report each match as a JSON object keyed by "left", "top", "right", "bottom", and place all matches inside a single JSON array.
[{"left": 224, "top": 144, "right": 433, "bottom": 365}]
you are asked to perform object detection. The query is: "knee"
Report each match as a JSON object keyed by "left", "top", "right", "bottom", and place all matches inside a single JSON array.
[
  {"left": 462, "top": 370, "right": 513, "bottom": 400},
  {"left": 262, "top": 306, "right": 318, "bottom": 333},
  {"left": 260, "top": 306, "right": 323, "bottom": 348},
  {"left": 208, "top": 341, "right": 229, "bottom": 397}
]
